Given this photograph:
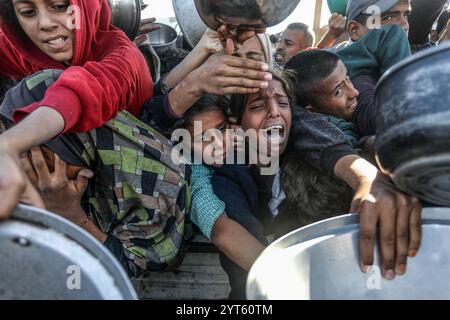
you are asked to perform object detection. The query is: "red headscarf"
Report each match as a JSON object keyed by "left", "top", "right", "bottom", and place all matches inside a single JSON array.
[{"left": 0, "top": 0, "right": 153, "bottom": 133}]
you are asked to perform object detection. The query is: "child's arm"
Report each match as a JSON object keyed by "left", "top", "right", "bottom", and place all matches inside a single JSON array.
[
  {"left": 212, "top": 214, "right": 265, "bottom": 271},
  {"left": 0, "top": 107, "right": 65, "bottom": 219},
  {"left": 317, "top": 13, "right": 346, "bottom": 49},
  {"left": 190, "top": 165, "right": 266, "bottom": 271},
  {"left": 163, "top": 29, "right": 223, "bottom": 90},
  {"left": 12, "top": 39, "right": 153, "bottom": 134}
]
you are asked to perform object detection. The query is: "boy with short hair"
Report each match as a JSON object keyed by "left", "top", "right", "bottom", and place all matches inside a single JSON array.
[{"left": 285, "top": 50, "right": 362, "bottom": 151}]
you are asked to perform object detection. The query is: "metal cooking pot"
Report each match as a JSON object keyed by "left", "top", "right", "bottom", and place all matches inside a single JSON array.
[
  {"left": 194, "top": 0, "right": 301, "bottom": 31},
  {"left": 375, "top": 41, "right": 450, "bottom": 206},
  {"left": 150, "top": 23, "right": 178, "bottom": 55},
  {"left": 172, "top": 0, "right": 207, "bottom": 48},
  {"left": 108, "top": 0, "right": 142, "bottom": 40},
  {"left": 0, "top": 205, "right": 137, "bottom": 300},
  {"left": 247, "top": 208, "right": 450, "bottom": 300}
]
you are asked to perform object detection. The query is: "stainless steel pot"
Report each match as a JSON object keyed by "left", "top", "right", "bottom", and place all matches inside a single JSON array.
[
  {"left": 0, "top": 205, "right": 137, "bottom": 300},
  {"left": 172, "top": 0, "right": 207, "bottom": 48},
  {"left": 108, "top": 0, "right": 142, "bottom": 40},
  {"left": 247, "top": 208, "right": 450, "bottom": 300},
  {"left": 150, "top": 23, "right": 179, "bottom": 55},
  {"left": 375, "top": 41, "right": 450, "bottom": 206},
  {"left": 194, "top": 0, "right": 301, "bottom": 30}
]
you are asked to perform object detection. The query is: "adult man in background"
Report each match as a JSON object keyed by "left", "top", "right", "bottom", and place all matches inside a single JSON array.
[{"left": 275, "top": 23, "right": 315, "bottom": 65}]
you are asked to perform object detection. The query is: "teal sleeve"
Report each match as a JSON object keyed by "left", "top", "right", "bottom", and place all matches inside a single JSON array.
[
  {"left": 338, "top": 24, "right": 412, "bottom": 79},
  {"left": 375, "top": 24, "right": 412, "bottom": 75},
  {"left": 189, "top": 164, "right": 226, "bottom": 239}
]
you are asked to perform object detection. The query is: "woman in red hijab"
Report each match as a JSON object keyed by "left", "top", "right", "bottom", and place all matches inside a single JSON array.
[{"left": 0, "top": 0, "right": 153, "bottom": 218}]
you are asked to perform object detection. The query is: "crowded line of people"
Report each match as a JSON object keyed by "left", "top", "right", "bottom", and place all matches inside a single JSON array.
[{"left": 0, "top": 0, "right": 449, "bottom": 299}]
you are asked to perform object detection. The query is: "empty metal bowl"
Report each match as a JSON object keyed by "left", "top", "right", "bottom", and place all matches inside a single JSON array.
[
  {"left": 0, "top": 205, "right": 137, "bottom": 300},
  {"left": 247, "top": 207, "right": 450, "bottom": 300},
  {"left": 150, "top": 23, "right": 178, "bottom": 55},
  {"left": 194, "top": 0, "right": 301, "bottom": 30}
]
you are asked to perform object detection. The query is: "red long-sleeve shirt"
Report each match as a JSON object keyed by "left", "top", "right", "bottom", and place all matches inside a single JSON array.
[{"left": 0, "top": 0, "right": 153, "bottom": 133}]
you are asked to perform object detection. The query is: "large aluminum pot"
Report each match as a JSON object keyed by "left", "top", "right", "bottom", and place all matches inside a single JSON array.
[
  {"left": 108, "top": 0, "right": 142, "bottom": 40},
  {"left": 0, "top": 205, "right": 137, "bottom": 300},
  {"left": 194, "top": 0, "right": 301, "bottom": 30},
  {"left": 375, "top": 41, "right": 450, "bottom": 206},
  {"left": 172, "top": 0, "right": 207, "bottom": 48},
  {"left": 247, "top": 208, "right": 450, "bottom": 300}
]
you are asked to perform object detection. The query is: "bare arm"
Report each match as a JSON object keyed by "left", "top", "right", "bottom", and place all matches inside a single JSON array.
[
  {"left": 0, "top": 107, "right": 64, "bottom": 153},
  {"left": 164, "top": 29, "right": 223, "bottom": 89},
  {"left": 212, "top": 213, "right": 266, "bottom": 271},
  {"left": 164, "top": 26, "right": 264, "bottom": 90},
  {"left": 0, "top": 108, "right": 64, "bottom": 219},
  {"left": 317, "top": 13, "right": 346, "bottom": 49}
]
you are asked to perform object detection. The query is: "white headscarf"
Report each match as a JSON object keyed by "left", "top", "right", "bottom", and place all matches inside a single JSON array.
[{"left": 256, "top": 33, "right": 275, "bottom": 68}]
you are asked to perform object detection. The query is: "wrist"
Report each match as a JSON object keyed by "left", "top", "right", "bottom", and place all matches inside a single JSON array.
[
  {"left": 185, "top": 71, "right": 204, "bottom": 97},
  {"left": 328, "top": 31, "right": 341, "bottom": 39}
]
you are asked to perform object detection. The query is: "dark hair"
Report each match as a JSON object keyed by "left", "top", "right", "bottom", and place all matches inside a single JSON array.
[
  {"left": 229, "top": 69, "right": 295, "bottom": 124},
  {"left": 286, "top": 22, "right": 315, "bottom": 47},
  {"left": 269, "top": 33, "right": 279, "bottom": 45},
  {"left": 352, "top": 13, "right": 371, "bottom": 26},
  {"left": 284, "top": 50, "right": 340, "bottom": 107},
  {"left": 159, "top": 47, "right": 190, "bottom": 77},
  {"left": 276, "top": 153, "right": 353, "bottom": 235},
  {"left": 0, "top": 76, "right": 15, "bottom": 103},
  {"left": 0, "top": 0, "right": 29, "bottom": 44},
  {"left": 174, "top": 93, "right": 229, "bottom": 130}
]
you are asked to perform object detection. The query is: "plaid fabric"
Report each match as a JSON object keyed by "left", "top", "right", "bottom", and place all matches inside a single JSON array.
[
  {"left": 80, "top": 111, "right": 192, "bottom": 273},
  {"left": 0, "top": 70, "right": 192, "bottom": 275}
]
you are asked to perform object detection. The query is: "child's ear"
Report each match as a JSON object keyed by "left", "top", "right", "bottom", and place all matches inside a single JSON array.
[
  {"left": 347, "top": 21, "right": 362, "bottom": 41},
  {"left": 305, "top": 105, "right": 314, "bottom": 112}
]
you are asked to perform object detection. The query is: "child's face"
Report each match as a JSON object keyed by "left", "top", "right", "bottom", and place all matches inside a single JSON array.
[
  {"left": 186, "top": 108, "right": 228, "bottom": 168},
  {"left": 241, "top": 79, "right": 292, "bottom": 157},
  {"left": 310, "top": 60, "right": 359, "bottom": 120},
  {"left": 13, "top": 0, "right": 74, "bottom": 65}
]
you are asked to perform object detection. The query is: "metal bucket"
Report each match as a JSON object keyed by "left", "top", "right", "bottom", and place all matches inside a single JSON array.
[
  {"left": 247, "top": 207, "right": 450, "bottom": 300},
  {"left": 0, "top": 205, "right": 137, "bottom": 300},
  {"left": 150, "top": 23, "right": 179, "bottom": 55}
]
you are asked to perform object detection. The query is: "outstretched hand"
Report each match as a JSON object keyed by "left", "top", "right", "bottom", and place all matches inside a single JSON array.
[{"left": 352, "top": 173, "right": 422, "bottom": 280}]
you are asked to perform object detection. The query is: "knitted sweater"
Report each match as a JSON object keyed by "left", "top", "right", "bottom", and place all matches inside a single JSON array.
[{"left": 189, "top": 165, "right": 226, "bottom": 239}]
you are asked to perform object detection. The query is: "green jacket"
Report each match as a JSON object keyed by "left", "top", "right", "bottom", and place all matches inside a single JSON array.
[{"left": 337, "top": 24, "right": 412, "bottom": 80}]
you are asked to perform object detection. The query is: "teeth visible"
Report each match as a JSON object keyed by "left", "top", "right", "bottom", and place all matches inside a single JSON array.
[
  {"left": 262, "top": 125, "right": 284, "bottom": 143},
  {"left": 266, "top": 125, "right": 283, "bottom": 130},
  {"left": 48, "top": 37, "right": 65, "bottom": 45}
]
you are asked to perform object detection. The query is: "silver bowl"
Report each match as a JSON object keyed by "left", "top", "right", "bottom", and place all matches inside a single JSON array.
[
  {"left": 108, "top": 0, "right": 142, "bottom": 40},
  {"left": 194, "top": 0, "right": 301, "bottom": 30},
  {"left": 0, "top": 205, "right": 137, "bottom": 300},
  {"left": 247, "top": 207, "right": 450, "bottom": 300},
  {"left": 150, "top": 23, "right": 178, "bottom": 55}
]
